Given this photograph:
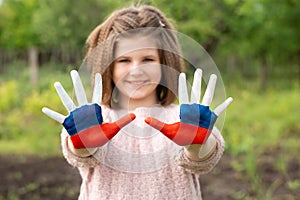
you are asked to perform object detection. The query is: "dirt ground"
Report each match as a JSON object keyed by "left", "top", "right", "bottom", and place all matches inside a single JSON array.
[{"left": 0, "top": 152, "right": 299, "bottom": 200}]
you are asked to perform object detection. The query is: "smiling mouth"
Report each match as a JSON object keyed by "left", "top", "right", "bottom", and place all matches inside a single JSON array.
[{"left": 125, "top": 80, "right": 149, "bottom": 85}]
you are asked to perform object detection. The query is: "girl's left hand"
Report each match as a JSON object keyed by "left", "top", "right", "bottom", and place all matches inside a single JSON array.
[{"left": 145, "top": 69, "right": 233, "bottom": 146}]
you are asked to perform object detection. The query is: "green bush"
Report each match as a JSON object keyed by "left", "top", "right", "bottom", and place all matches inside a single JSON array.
[
  {"left": 0, "top": 66, "right": 70, "bottom": 155},
  {"left": 0, "top": 81, "right": 18, "bottom": 112}
]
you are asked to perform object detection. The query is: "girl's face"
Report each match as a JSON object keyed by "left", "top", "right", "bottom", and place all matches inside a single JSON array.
[{"left": 113, "top": 36, "right": 162, "bottom": 109}]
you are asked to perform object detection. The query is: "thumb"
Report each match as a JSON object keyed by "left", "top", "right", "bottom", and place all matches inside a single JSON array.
[
  {"left": 144, "top": 117, "right": 166, "bottom": 131},
  {"left": 145, "top": 117, "right": 180, "bottom": 140},
  {"left": 101, "top": 113, "right": 136, "bottom": 138},
  {"left": 115, "top": 113, "right": 136, "bottom": 128}
]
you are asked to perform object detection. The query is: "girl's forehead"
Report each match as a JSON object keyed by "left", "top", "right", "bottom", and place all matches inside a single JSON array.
[{"left": 115, "top": 36, "right": 157, "bottom": 58}]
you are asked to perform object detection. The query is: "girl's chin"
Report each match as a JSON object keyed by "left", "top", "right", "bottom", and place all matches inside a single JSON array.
[
  {"left": 117, "top": 83, "right": 158, "bottom": 102},
  {"left": 127, "top": 92, "right": 150, "bottom": 100},
  {"left": 127, "top": 89, "right": 156, "bottom": 101}
]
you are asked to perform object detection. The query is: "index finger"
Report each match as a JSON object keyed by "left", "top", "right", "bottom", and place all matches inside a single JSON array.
[
  {"left": 71, "top": 70, "right": 88, "bottom": 106},
  {"left": 190, "top": 68, "right": 202, "bottom": 103},
  {"left": 201, "top": 74, "right": 217, "bottom": 106},
  {"left": 54, "top": 82, "right": 76, "bottom": 112},
  {"left": 178, "top": 73, "right": 189, "bottom": 104},
  {"left": 92, "top": 73, "right": 102, "bottom": 104}
]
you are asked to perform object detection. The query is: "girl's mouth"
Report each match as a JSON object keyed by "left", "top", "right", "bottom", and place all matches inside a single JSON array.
[{"left": 125, "top": 80, "right": 149, "bottom": 86}]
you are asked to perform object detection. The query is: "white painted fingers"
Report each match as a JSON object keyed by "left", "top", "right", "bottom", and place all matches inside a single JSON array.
[
  {"left": 42, "top": 107, "right": 65, "bottom": 123},
  {"left": 213, "top": 97, "right": 233, "bottom": 116},
  {"left": 92, "top": 73, "right": 102, "bottom": 104},
  {"left": 179, "top": 69, "right": 217, "bottom": 106},
  {"left": 42, "top": 70, "right": 103, "bottom": 123},
  {"left": 71, "top": 70, "right": 88, "bottom": 106},
  {"left": 178, "top": 69, "right": 233, "bottom": 115},
  {"left": 201, "top": 74, "right": 217, "bottom": 106},
  {"left": 190, "top": 68, "right": 202, "bottom": 103},
  {"left": 54, "top": 82, "right": 76, "bottom": 112},
  {"left": 178, "top": 73, "right": 189, "bottom": 104}
]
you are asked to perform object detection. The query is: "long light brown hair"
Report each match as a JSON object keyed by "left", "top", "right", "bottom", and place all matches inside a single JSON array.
[{"left": 85, "top": 5, "right": 185, "bottom": 107}]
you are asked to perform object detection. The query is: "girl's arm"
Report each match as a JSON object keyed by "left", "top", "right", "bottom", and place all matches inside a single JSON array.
[{"left": 178, "top": 127, "right": 225, "bottom": 174}]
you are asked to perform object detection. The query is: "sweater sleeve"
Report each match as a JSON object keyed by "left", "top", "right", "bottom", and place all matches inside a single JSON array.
[{"left": 177, "top": 127, "right": 225, "bottom": 175}]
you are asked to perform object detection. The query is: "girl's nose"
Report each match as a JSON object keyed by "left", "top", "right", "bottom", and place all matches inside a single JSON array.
[
  {"left": 129, "top": 61, "right": 144, "bottom": 76},
  {"left": 129, "top": 66, "right": 144, "bottom": 76}
]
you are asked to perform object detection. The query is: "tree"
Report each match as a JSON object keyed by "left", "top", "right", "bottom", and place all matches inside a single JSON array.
[
  {"left": 213, "top": 0, "right": 300, "bottom": 90},
  {"left": 33, "top": 0, "right": 120, "bottom": 65},
  {"left": 153, "top": 0, "right": 232, "bottom": 53},
  {"left": 0, "top": 0, "right": 40, "bottom": 85}
]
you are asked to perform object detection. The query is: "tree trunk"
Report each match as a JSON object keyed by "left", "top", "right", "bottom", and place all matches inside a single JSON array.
[
  {"left": 260, "top": 56, "right": 268, "bottom": 91},
  {"left": 298, "top": 50, "right": 300, "bottom": 88},
  {"left": 227, "top": 54, "right": 237, "bottom": 75},
  {"left": 298, "top": 64, "right": 300, "bottom": 88},
  {"left": 28, "top": 46, "right": 39, "bottom": 86}
]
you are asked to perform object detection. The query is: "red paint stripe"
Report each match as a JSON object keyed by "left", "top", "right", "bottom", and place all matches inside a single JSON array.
[{"left": 70, "top": 125, "right": 110, "bottom": 149}]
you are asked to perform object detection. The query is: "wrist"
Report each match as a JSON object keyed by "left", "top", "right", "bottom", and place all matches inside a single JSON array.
[
  {"left": 184, "top": 134, "right": 217, "bottom": 161},
  {"left": 198, "top": 134, "right": 217, "bottom": 159},
  {"left": 67, "top": 136, "right": 98, "bottom": 157},
  {"left": 184, "top": 144, "right": 202, "bottom": 161}
]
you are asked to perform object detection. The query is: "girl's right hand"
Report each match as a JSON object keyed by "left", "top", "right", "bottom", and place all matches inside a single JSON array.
[{"left": 42, "top": 70, "right": 135, "bottom": 149}]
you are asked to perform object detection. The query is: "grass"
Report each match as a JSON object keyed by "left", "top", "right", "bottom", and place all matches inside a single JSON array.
[{"left": 223, "top": 86, "right": 300, "bottom": 155}]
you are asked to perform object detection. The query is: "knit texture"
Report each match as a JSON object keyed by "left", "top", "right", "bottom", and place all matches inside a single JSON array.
[{"left": 61, "top": 104, "right": 225, "bottom": 200}]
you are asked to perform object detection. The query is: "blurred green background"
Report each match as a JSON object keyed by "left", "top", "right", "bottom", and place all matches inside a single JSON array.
[{"left": 0, "top": 0, "right": 299, "bottom": 199}]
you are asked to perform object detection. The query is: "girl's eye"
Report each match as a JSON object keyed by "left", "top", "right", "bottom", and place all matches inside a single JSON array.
[
  {"left": 118, "top": 59, "right": 130, "bottom": 63},
  {"left": 143, "top": 58, "right": 154, "bottom": 62}
]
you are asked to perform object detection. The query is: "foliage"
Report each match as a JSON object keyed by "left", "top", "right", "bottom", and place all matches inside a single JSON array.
[
  {"left": 152, "top": 0, "right": 231, "bottom": 51},
  {"left": 238, "top": 0, "right": 300, "bottom": 59},
  {"left": 0, "top": 0, "right": 299, "bottom": 90},
  {"left": 32, "top": 0, "right": 120, "bottom": 48},
  {"left": 0, "top": 64, "right": 71, "bottom": 155},
  {"left": 0, "top": 0, "right": 40, "bottom": 49},
  {"left": 0, "top": 81, "right": 18, "bottom": 112}
]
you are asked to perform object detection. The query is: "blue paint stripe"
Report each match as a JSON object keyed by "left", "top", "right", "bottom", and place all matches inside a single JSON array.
[
  {"left": 180, "top": 103, "right": 217, "bottom": 130},
  {"left": 63, "top": 104, "right": 103, "bottom": 136}
]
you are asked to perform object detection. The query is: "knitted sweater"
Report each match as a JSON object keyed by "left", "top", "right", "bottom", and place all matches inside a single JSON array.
[{"left": 61, "top": 104, "right": 225, "bottom": 200}]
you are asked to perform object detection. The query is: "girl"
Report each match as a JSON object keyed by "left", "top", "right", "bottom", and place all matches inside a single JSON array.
[{"left": 43, "top": 5, "right": 232, "bottom": 200}]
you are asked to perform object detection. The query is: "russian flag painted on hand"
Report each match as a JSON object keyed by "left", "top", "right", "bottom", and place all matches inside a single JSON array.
[
  {"left": 63, "top": 103, "right": 103, "bottom": 136},
  {"left": 145, "top": 104, "right": 217, "bottom": 146},
  {"left": 62, "top": 103, "right": 135, "bottom": 149}
]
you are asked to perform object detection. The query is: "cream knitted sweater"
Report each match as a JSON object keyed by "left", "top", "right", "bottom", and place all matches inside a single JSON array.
[{"left": 61, "top": 104, "right": 225, "bottom": 200}]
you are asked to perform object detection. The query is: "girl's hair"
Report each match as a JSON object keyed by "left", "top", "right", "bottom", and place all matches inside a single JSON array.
[{"left": 85, "top": 5, "right": 185, "bottom": 107}]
